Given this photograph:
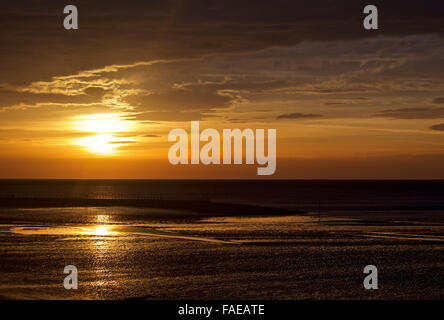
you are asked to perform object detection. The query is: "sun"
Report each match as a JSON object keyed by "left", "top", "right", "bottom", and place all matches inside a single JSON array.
[
  {"left": 92, "top": 225, "right": 113, "bottom": 236},
  {"left": 72, "top": 113, "right": 136, "bottom": 155},
  {"left": 75, "top": 113, "right": 133, "bottom": 133},
  {"left": 82, "top": 225, "right": 116, "bottom": 236},
  {"left": 75, "top": 134, "right": 121, "bottom": 155}
]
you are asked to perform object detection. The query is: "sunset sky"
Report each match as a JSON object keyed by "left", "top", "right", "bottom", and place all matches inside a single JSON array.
[{"left": 1, "top": 0, "right": 444, "bottom": 178}]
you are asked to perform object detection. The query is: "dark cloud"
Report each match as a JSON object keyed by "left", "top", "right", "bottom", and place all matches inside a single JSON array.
[
  {"left": 430, "top": 123, "right": 444, "bottom": 131},
  {"left": 1, "top": 1, "right": 443, "bottom": 83},
  {"left": 83, "top": 87, "right": 106, "bottom": 98},
  {"left": 126, "top": 89, "right": 234, "bottom": 112},
  {"left": 133, "top": 111, "right": 211, "bottom": 122},
  {"left": 324, "top": 102, "right": 346, "bottom": 105},
  {"left": 177, "top": 79, "right": 291, "bottom": 93},
  {"left": 0, "top": 88, "right": 106, "bottom": 109},
  {"left": 1, "top": 1, "right": 444, "bottom": 125},
  {"left": 276, "top": 113, "right": 323, "bottom": 120},
  {"left": 374, "top": 107, "right": 444, "bottom": 119}
]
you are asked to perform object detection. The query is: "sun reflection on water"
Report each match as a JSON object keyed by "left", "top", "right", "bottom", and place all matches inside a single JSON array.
[
  {"left": 94, "top": 225, "right": 112, "bottom": 236},
  {"left": 83, "top": 225, "right": 116, "bottom": 237}
]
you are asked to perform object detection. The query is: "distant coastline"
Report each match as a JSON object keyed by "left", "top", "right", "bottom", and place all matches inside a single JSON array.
[{"left": 0, "top": 197, "right": 301, "bottom": 218}]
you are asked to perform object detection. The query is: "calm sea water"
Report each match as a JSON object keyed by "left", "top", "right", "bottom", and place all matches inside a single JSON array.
[
  {"left": 0, "top": 180, "right": 443, "bottom": 299},
  {"left": 1, "top": 179, "right": 444, "bottom": 211}
]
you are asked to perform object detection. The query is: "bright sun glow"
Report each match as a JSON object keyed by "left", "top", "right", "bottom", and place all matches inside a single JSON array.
[
  {"left": 92, "top": 225, "right": 113, "bottom": 236},
  {"left": 72, "top": 113, "right": 136, "bottom": 155},
  {"left": 82, "top": 225, "right": 116, "bottom": 236},
  {"left": 75, "top": 134, "right": 127, "bottom": 155},
  {"left": 75, "top": 113, "right": 133, "bottom": 133}
]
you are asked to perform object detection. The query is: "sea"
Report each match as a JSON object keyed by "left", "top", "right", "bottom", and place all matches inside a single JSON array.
[{"left": 0, "top": 180, "right": 442, "bottom": 299}]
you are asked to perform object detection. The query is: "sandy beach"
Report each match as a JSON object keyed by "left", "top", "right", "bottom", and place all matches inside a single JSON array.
[{"left": 0, "top": 202, "right": 442, "bottom": 300}]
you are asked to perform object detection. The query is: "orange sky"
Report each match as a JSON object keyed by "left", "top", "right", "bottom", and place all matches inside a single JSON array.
[{"left": 0, "top": 1, "right": 443, "bottom": 178}]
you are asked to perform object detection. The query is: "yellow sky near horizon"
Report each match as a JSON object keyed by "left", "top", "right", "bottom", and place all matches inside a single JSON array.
[{"left": 1, "top": 2, "right": 444, "bottom": 178}]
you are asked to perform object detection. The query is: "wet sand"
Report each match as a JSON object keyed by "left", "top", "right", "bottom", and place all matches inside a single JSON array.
[{"left": 0, "top": 205, "right": 442, "bottom": 300}]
